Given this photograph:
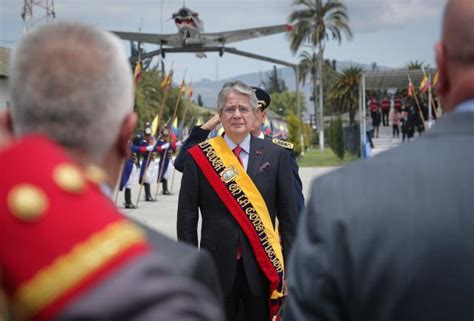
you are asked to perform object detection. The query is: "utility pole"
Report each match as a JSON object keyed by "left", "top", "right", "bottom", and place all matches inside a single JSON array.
[{"left": 21, "top": 0, "right": 56, "bottom": 33}]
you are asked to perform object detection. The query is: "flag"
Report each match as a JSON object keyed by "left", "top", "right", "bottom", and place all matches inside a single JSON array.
[
  {"left": 179, "top": 80, "right": 186, "bottom": 94},
  {"left": 419, "top": 75, "right": 431, "bottom": 93},
  {"left": 177, "top": 119, "right": 185, "bottom": 139},
  {"left": 432, "top": 71, "right": 440, "bottom": 87},
  {"left": 134, "top": 61, "right": 142, "bottom": 84},
  {"left": 195, "top": 116, "right": 203, "bottom": 126},
  {"left": 171, "top": 117, "right": 179, "bottom": 136},
  {"left": 261, "top": 117, "right": 272, "bottom": 136},
  {"left": 186, "top": 84, "right": 193, "bottom": 98},
  {"left": 160, "top": 76, "right": 168, "bottom": 88},
  {"left": 151, "top": 115, "right": 159, "bottom": 136},
  {"left": 160, "top": 69, "right": 174, "bottom": 89},
  {"left": 407, "top": 80, "right": 415, "bottom": 97}
]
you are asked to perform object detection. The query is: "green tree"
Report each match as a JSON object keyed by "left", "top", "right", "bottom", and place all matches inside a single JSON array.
[
  {"left": 134, "top": 66, "right": 204, "bottom": 131},
  {"left": 289, "top": 0, "right": 352, "bottom": 151},
  {"left": 269, "top": 91, "right": 306, "bottom": 117},
  {"left": 328, "top": 116, "right": 344, "bottom": 159},
  {"left": 287, "top": 113, "right": 303, "bottom": 156},
  {"left": 298, "top": 50, "right": 318, "bottom": 121},
  {"left": 262, "top": 65, "right": 288, "bottom": 94},
  {"left": 327, "top": 66, "right": 363, "bottom": 124},
  {"left": 303, "top": 122, "right": 313, "bottom": 150}
]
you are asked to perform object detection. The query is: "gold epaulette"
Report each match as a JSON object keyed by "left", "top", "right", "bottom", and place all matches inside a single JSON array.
[{"left": 272, "top": 139, "right": 294, "bottom": 150}]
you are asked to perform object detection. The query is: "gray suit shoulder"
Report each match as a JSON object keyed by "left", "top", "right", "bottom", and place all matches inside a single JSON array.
[{"left": 130, "top": 219, "right": 224, "bottom": 303}]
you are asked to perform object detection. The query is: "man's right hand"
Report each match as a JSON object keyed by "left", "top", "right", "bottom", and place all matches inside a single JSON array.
[
  {"left": 201, "top": 114, "right": 220, "bottom": 131},
  {"left": 146, "top": 145, "right": 154, "bottom": 152}
]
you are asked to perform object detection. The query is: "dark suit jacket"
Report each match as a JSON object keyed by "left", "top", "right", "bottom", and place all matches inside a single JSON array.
[
  {"left": 285, "top": 111, "right": 474, "bottom": 321},
  {"left": 177, "top": 135, "right": 297, "bottom": 296},
  {"left": 131, "top": 219, "right": 223, "bottom": 304},
  {"left": 175, "top": 126, "right": 305, "bottom": 214}
]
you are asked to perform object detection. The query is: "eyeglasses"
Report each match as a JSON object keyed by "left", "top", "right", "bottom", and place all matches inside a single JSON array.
[{"left": 222, "top": 105, "right": 251, "bottom": 115}]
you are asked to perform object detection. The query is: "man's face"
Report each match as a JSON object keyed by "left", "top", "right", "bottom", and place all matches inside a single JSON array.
[
  {"left": 220, "top": 91, "right": 256, "bottom": 138},
  {"left": 255, "top": 108, "right": 265, "bottom": 127},
  {"left": 251, "top": 108, "right": 266, "bottom": 134}
]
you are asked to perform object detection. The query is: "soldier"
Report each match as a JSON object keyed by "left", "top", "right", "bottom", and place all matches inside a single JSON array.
[
  {"left": 120, "top": 138, "right": 163, "bottom": 208},
  {"left": 381, "top": 96, "right": 391, "bottom": 127},
  {"left": 155, "top": 128, "right": 177, "bottom": 195},
  {"left": 139, "top": 128, "right": 158, "bottom": 201}
]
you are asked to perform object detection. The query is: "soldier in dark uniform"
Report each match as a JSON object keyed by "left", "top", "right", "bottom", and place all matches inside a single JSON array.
[
  {"left": 139, "top": 128, "right": 157, "bottom": 201},
  {"left": 120, "top": 150, "right": 140, "bottom": 208},
  {"left": 155, "top": 128, "right": 177, "bottom": 195},
  {"left": 120, "top": 139, "right": 171, "bottom": 208},
  {"left": 174, "top": 87, "right": 305, "bottom": 216}
]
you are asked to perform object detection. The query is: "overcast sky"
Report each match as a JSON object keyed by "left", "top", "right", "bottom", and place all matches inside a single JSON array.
[{"left": 1, "top": 0, "right": 446, "bottom": 83}]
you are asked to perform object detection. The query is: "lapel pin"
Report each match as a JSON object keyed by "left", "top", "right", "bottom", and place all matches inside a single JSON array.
[{"left": 256, "top": 150, "right": 262, "bottom": 155}]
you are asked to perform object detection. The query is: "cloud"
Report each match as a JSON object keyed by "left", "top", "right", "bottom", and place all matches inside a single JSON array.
[{"left": 345, "top": 0, "right": 445, "bottom": 32}]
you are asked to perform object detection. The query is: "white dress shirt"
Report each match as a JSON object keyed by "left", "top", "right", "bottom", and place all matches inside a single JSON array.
[{"left": 223, "top": 133, "right": 251, "bottom": 171}]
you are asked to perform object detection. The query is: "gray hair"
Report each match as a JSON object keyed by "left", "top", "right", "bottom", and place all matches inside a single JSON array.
[
  {"left": 9, "top": 22, "right": 134, "bottom": 162},
  {"left": 217, "top": 80, "right": 258, "bottom": 113}
]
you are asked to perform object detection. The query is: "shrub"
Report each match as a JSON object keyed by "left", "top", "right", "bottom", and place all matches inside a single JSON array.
[{"left": 328, "top": 116, "right": 344, "bottom": 159}]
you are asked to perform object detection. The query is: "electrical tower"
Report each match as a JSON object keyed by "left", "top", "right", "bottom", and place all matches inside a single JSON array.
[{"left": 21, "top": 0, "right": 56, "bottom": 33}]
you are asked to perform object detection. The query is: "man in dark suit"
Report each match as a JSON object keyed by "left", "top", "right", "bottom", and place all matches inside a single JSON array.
[
  {"left": 178, "top": 81, "right": 297, "bottom": 321},
  {"left": 284, "top": 1, "right": 474, "bottom": 320},
  {"left": 174, "top": 87, "right": 304, "bottom": 215},
  {"left": 132, "top": 220, "right": 223, "bottom": 302}
]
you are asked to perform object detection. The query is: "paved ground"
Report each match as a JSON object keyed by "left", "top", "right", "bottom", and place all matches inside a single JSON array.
[
  {"left": 119, "top": 119, "right": 411, "bottom": 239},
  {"left": 371, "top": 124, "right": 402, "bottom": 156},
  {"left": 118, "top": 166, "right": 338, "bottom": 240}
]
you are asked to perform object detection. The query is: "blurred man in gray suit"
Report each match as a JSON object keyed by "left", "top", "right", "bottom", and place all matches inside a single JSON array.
[{"left": 284, "top": 1, "right": 474, "bottom": 320}]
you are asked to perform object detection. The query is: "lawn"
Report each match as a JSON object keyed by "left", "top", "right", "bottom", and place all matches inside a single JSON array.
[{"left": 298, "top": 147, "right": 359, "bottom": 167}]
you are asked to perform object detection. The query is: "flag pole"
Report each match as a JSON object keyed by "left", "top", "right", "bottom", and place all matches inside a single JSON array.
[
  {"left": 154, "top": 73, "right": 186, "bottom": 198},
  {"left": 115, "top": 54, "right": 142, "bottom": 206},
  {"left": 170, "top": 84, "right": 193, "bottom": 193},
  {"left": 407, "top": 73, "right": 426, "bottom": 130},
  {"left": 421, "top": 67, "right": 433, "bottom": 129},
  {"left": 428, "top": 73, "right": 433, "bottom": 129},
  {"left": 181, "top": 82, "right": 193, "bottom": 137},
  {"left": 135, "top": 62, "right": 174, "bottom": 206}
]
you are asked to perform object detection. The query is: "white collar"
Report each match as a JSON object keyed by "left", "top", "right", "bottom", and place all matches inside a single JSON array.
[{"left": 223, "top": 133, "right": 251, "bottom": 154}]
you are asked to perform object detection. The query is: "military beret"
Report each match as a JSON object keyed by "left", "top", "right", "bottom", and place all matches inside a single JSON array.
[{"left": 251, "top": 87, "right": 271, "bottom": 111}]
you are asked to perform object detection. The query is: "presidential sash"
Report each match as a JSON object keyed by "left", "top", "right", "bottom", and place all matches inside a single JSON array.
[{"left": 188, "top": 136, "right": 285, "bottom": 319}]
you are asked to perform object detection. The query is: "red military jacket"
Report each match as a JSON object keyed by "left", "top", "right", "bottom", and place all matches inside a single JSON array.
[{"left": 0, "top": 135, "right": 151, "bottom": 320}]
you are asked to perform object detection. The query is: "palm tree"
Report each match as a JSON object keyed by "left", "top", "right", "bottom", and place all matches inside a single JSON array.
[
  {"left": 298, "top": 50, "right": 318, "bottom": 120},
  {"left": 289, "top": 0, "right": 352, "bottom": 151},
  {"left": 406, "top": 60, "right": 430, "bottom": 70},
  {"left": 327, "top": 66, "right": 363, "bottom": 124}
]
